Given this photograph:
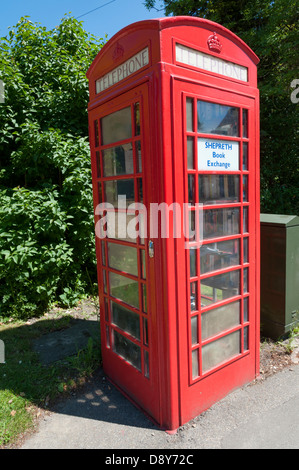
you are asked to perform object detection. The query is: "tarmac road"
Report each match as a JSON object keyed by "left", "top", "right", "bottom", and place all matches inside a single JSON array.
[{"left": 20, "top": 364, "right": 299, "bottom": 450}]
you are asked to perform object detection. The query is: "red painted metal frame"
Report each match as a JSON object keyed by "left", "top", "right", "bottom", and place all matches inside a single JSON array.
[
  {"left": 172, "top": 81, "right": 259, "bottom": 425},
  {"left": 87, "top": 16, "right": 260, "bottom": 431},
  {"left": 88, "top": 84, "right": 161, "bottom": 423}
]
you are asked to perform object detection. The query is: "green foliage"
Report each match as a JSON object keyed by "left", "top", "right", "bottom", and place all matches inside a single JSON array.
[
  {"left": 145, "top": 0, "right": 299, "bottom": 215},
  {"left": 0, "top": 16, "right": 106, "bottom": 319}
]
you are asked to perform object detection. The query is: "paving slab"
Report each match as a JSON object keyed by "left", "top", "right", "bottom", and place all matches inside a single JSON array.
[{"left": 33, "top": 319, "right": 100, "bottom": 364}]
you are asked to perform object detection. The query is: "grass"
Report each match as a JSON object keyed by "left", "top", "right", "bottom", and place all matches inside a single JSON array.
[
  {"left": 0, "top": 308, "right": 101, "bottom": 448},
  {"left": 279, "top": 324, "right": 299, "bottom": 354}
]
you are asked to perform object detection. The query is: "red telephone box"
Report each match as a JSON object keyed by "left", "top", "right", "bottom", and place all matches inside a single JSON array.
[{"left": 87, "top": 16, "right": 260, "bottom": 431}]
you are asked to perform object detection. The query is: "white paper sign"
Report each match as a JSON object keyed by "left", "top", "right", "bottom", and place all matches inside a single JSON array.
[{"left": 198, "top": 138, "right": 239, "bottom": 171}]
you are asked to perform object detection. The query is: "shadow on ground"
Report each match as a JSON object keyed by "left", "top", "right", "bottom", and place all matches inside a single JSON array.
[
  {"left": 0, "top": 317, "right": 157, "bottom": 432},
  {"left": 52, "top": 370, "right": 157, "bottom": 431}
]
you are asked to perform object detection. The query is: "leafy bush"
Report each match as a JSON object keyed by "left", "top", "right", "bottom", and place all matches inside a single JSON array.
[{"left": 0, "top": 16, "right": 106, "bottom": 319}]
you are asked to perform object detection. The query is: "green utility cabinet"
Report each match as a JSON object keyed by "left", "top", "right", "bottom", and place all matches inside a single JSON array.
[{"left": 260, "top": 214, "right": 299, "bottom": 339}]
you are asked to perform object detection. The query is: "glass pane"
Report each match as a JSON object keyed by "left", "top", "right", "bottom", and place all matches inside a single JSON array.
[
  {"left": 199, "top": 175, "right": 240, "bottom": 205},
  {"left": 104, "top": 297, "right": 109, "bottom": 322},
  {"left": 243, "top": 207, "right": 248, "bottom": 233},
  {"left": 189, "top": 248, "right": 197, "bottom": 278},
  {"left": 243, "top": 238, "right": 249, "bottom": 264},
  {"left": 134, "top": 102, "right": 140, "bottom": 136},
  {"left": 101, "top": 241, "right": 106, "bottom": 266},
  {"left": 244, "top": 326, "right": 249, "bottom": 351},
  {"left": 94, "top": 120, "right": 99, "bottom": 147},
  {"left": 201, "top": 270, "right": 240, "bottom": 307},
  {"left": 186, "top": 97, "right": 194, "bottom": 132},
  {"left": 188, "top": 210, "right": 196, "bottom": 242},
  {"left": 144, "top": 350, "right": 150, "bottom": 378},
  {"left": 188, "top": 174, "right": 195, "bottom": 205},
  {"left": 101, "top": 107, "right": 132, "bottom": 146},
  {"left": 142, "top": 284, "right": 147, "bottom": 313},
  {"left": 202, "top": 330, "right": 241, "bottom": 373},
  {"left": 120, "top": 210, "right": 147, "bottom": 245},
  {"left": 243, "top": 142, "right": 248, "bottom": 170},
  {"left": 102, "top": 143, "right": 134, "bottom": 177},
  {"left": 201, "top": 301, "right": 240, "bottom": 340},
  {"left": 190, "top": 282, "right": 198, "bottom": 311},
  {"left": 137, "top": 178, "right": 143, "bottom": 203},
  {"left": 111, "top": 301, "right": 140, "bottom": 340},
  {"left": 243, "top": 176, "right": 248, "bottom": 202},
  {"left": 197, "top": 101, "right": 239, "bottom": 136},
  {"left": 97, "top": 211, "right": 107, "bottom": 240},
  {"left": 96, "top": 151, "right": 101, "bottom": 178},
  {"left": 106, "top": 212, "right": 138, "bottom": 243},
  {"left": 200, "top": 239, "right": 240, "bottom": 274},
  {"left": 97, "top": 182, "right": 103, "bottom": 205},
  {"left": 243, "top": 109, "right": 248, "bottom": 138},
  {"left": 187, "top": 137, "right": 194, "bottom": 170},
  {"left": 243, "top": 297, "right": 249, "bottom": 322},
  {"left": 104, "top": 179, "right": 135, "bottom": 208},
  {"left": 143, "top": 317, "right": 148, "bottom": 346},
  {"left": 112, "top": 330, "right": 141, "bottom": 371},
  {"left": 191, "top": 316, "right": 198, "bottom": 345},
  {"left": 243, "top": 267, "right": 249, "bottom": 293},
  {"left": 103, "top": 270, "right": 107, "bottom": 293},
  {"left": 141, "top": 250, "right": 146, "bottom": 279},
  {"left": 109, "top": 272, "right": 139, "bottom": 308},
  {"left": 192, "top": 349, "right": 199, "bottom": 379},
  {"left": 106, "top": 326, "right": 110, "bottom": 348},
  {"left": 203, "top": 208, "right": 240, "bottom": 240},
  {"left": 136, "top": 140, "right": 142, "bottom": 173},
  {"left": 108, "top": 243, "right": 138, "bottom": 276}
]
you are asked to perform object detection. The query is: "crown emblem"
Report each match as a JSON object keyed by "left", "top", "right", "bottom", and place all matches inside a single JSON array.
[
  {"left": 113, "top": 42, "right": 125, "bottom": 62},
  {"left": 207, "top": 32, "right": 222, "bottom": 53}
]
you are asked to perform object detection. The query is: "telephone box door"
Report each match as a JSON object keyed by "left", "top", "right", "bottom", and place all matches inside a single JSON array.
[
  {"left": 89, "top": 83, "right": 160, "bottom": 423},
  {"left": 173, "top": 80, "right": 260, "bottom": 424}
]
